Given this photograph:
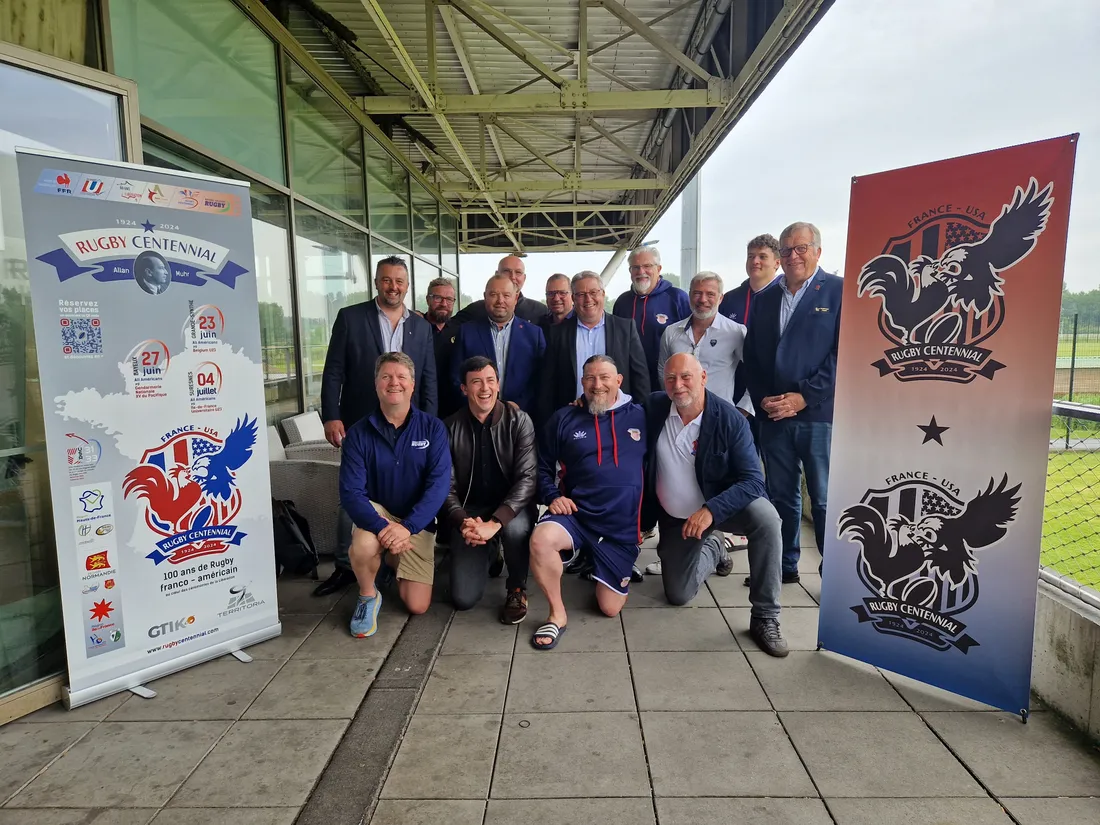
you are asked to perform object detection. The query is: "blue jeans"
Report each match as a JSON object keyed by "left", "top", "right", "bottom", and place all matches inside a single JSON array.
[{"left": 758, "top": 419, "right": 832, "bottom": 576}]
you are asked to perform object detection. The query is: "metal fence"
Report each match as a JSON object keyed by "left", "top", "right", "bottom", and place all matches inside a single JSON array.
[
  {"left": 1056, "top": 313, "right": 1100, "bottom": 402},
  {"left": 1042, "top": 400, "right": 1100, "bottom": 609}
]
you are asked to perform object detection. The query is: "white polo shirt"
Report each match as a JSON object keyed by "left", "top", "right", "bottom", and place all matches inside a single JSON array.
[
  {"left": 657, "top": 312, "right": 752, "bottom": 414},
  {"left": 656, "top": 409, "right": 705, "bottom": 519}
]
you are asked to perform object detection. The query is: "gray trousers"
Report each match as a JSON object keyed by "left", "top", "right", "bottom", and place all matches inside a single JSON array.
[{"left": 657, "top": 497, "right": 782, "bottom": 619}]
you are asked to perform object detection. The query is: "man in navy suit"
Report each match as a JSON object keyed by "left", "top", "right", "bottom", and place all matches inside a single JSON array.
[
  {"left": 316, "top": 255, "right": 438, "bottom": 596},
  {"left": 742, "top": 222, "right": 841, "bottom": 584},
  {"left": 452, "top": 274, "right": 545, "bottom": 415}
]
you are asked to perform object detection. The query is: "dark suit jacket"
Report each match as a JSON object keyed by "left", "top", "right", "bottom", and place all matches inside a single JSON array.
[
  {"left": 538, "top": 313, "right": 650, "bottom": 423},
  {"left": 321, "top": 299, "right": 438, "bottom": 428},
  {"left": 452, "top": 316, "right": 546, "bottom": 415},
  {"left": 432, "top": 319, "right": 463, "bottom": 419},
  {"left": 454, "top": 294, "right": 548, "bottom": 325},
  {"left": 743, "top": 268, "right": 842, "bottom": 424}
]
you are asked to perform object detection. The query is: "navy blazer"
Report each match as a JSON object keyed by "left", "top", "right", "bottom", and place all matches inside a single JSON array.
[
  {"left": 451, "top": 316, "right": 546, "bottom": 415},
  {"left": 742, "top": 268, "right": 842, "bottom": 424},
  {"left": 321, "top": 299, "right": 438, "bottom": 428},
  {"left": 538, "top": 313, "right": 650, "bottom": 424}
]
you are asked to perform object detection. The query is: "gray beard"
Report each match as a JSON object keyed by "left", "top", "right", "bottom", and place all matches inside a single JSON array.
[
  {"left": 587, "top": 395, "right": 612, "bottom": 415},
  {"left": 692, "top": 307, "right": 718, "bottom": 321}
]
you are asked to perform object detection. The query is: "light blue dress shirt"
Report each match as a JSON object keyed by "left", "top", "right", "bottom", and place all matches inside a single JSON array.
[
  {"left": 778, "top": 270, "right": 817, "bottom": 335},
  {"left": 489, "top": 316, "right": 515, "bottom": 389},
  {"left": 378, "top": 304, "right": 410, "bottom": 352},
  {"left": 574, "top": 314, "right": 607, "bottom": 397}
]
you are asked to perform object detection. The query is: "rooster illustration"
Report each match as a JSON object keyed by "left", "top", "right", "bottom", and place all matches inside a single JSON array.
[
  {"left": 124, "top": 415, "right": 257, "bottom": 535},
  {"left": 857, "top": 178, "right": 1054, "bottom": 345},
  {"left": 839, "top": 504, "right": 932, "bottom": 602}
]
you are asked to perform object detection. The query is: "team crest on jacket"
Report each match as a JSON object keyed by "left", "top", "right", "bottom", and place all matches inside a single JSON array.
[
  {"left": 655, "top": 314, "right": 668, "bottom": 324},
  {"left": 857, "top": 178, "right": 1053, "bottom": 383},
  {"left": 124, "top": 415, "right": 256, "bottom": 565},
  {"left": 627, "top": 428, "right": 641, "bottom": 442},
  {"left": 838, "top": 471, "right": 1020, "bottom": 653}
]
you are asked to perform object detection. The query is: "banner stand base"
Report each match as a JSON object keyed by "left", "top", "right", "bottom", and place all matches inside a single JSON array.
[
  {"left": 63, "top": 623, "right": 281, "bottom": 710},
  {"left": 230, "top": 650, "right": 253, "bottom": 664},
  {"left": 129, "top": 685, "right": 157, "bottom": 700}
]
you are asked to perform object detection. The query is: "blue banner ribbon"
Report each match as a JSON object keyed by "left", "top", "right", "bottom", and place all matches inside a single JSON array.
[
  {"left": 145, "top": 525, "right": 247, "bottom": 565},
  {"left": 37, "top": 248, "right": 247, "bottom": 289}
]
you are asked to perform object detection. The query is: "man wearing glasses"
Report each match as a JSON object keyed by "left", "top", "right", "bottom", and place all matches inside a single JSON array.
[
  {"left": 539, "top": 273, "right": 574, "bottom": 334},
  {"left": 742, "top": 223, "right": 842, "bottom": 584},
  {"left": 539, "top": 271, "right": 649, "bottom": 425},
  {"left": 425, "top": 277, "right": 462, "bottom": 419}
]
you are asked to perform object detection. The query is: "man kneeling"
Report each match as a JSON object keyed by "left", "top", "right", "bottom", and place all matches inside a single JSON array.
[
  {"left": 529, "top": 355, "right": 647, "bottom": 650},
  {"left": 441, "top": 356, "right": 537, "bottom": 623},
  {"left": 339, "top": 353, "right": 451, "bottom": 637},
  {"left": 643, "top": 353, "right": 788, "bottom": 657}
]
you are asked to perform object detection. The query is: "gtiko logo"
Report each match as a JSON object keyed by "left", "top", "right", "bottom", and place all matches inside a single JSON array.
[{"left": 148, "top": 615, "right": 196, "bottom": 638}]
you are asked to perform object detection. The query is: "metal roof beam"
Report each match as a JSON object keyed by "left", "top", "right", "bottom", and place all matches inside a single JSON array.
[
  {"left": 462, "top": 204, "right": 654, "bottom": 214},
  {"left": 591, "top": 0, "right": 714, "bottom": 85},
  {"left": 585, "top": 117, "right": 662, "bottom": 176},
  {"left": 446, "top": 0, "right": 567, "bottom": 88},
  {"left": 360, "top": 86, "right": 729, "bottom": 115},
  {"left": 460, "top": 0, "right": 574, "bottom": 59},
  {"left": 491, "top": 118, "right": 567, "bottom": 177},
  {"left": 441, "top": 177, "right": 669, "bottom": 193}
]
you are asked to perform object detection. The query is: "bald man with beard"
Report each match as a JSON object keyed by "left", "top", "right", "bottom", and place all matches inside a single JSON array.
[{"left": 454, "top": 254, "right": 549, "bottom": 325}]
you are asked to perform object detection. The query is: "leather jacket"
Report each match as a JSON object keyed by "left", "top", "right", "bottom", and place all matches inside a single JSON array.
[{"left": 441, "top": 401, "right": 537, "bottom": 528}]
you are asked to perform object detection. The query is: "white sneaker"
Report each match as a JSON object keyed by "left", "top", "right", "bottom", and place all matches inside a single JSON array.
[{"left": 645, "top": 560, "right": 663, "bottom": 575}]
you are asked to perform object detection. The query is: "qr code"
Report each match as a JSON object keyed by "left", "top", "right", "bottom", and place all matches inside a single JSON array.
[{"left": 60, "top": 317, "right": 102, "bottom": 356}]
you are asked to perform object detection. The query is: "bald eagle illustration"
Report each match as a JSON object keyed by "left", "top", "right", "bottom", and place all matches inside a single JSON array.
[{"left": 857, "top": 178, "right": 1054, "bottom": 345}]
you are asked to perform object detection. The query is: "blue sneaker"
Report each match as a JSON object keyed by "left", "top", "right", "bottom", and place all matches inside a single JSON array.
[{"left": 350, "top": 592, "right": 382, "bottom": 638}]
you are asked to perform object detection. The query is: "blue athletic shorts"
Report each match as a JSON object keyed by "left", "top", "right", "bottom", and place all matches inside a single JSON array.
[{"left": 539, "top": 512, "right": 640, "bottom": 595}]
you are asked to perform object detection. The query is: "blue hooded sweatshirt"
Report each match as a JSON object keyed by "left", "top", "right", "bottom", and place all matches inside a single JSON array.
[
  {"left": 339, "top": 406, "right": 451, "bottom": 535},
  {"left": 613, "top": 277, "right": 690, "bottom": 389},
  {"left": 719, "top": 275, "right": 780, "bottom": 326},
  {"left": 538, "top": 392, "right": 647, "bottom": 546}
]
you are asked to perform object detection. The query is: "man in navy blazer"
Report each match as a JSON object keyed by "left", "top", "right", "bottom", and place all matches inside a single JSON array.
[
  {"left": 316, "top": 255, "right": 437, "bottom": 596},
  {"left": 452, "top": 274, "right": 545, "bottom": 415},
  {"left": 743, "top": 222, "right": 841, "bottom": 583}
]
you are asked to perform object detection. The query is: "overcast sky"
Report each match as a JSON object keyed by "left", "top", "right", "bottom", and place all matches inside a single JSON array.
[{"left": 458, "top": 0, "right": 1100, "bottom": 301}]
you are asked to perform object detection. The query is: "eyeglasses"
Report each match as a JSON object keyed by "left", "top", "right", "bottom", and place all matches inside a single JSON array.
[
  {"left": 573, "top": 289, "right": 604, "bottom": 301},
  {"left": 546, "top": 290, "right": 570, "bottom": 298},
  {"left": 628, "top": 264, "right": 658, "bottom": 272},
  {"left": 427, "top": 295, "right": 455, "bottom": 304},
  {"left": 779, "top": 243, "right": 813, "bottom": 258}
]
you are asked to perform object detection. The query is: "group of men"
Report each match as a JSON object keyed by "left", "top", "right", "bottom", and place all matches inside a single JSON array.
[{"left": 316, "top": 221, "right": 841, "bottom": 657}]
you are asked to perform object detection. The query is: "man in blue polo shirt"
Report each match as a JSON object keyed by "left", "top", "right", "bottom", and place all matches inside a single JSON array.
[
  {"left": 743, "top": 222, "right": 842, "bottom": 584},
  {"left": 339, "top": 352, "right": 451, "bottom": 637}
]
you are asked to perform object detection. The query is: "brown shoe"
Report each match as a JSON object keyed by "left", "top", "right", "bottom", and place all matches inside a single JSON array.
[{"left": 500, "top": 588, "right": 528, "bottom": 625}]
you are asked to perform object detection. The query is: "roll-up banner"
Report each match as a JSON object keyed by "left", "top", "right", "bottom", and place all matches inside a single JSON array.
[
  {"left": 818, "top": 135, "right": 1078, "bottom": 713},
  {"left": 16, "top": 149, "right": 280, "bottom": 708}
]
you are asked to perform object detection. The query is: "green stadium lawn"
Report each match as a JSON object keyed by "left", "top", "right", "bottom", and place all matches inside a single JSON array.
[
  {"left": 1042, "top": 451, "right": 1100, "bottom": 590},
  {"left": 1056, "top": 337, "right": 1100, "bottom": 359}
]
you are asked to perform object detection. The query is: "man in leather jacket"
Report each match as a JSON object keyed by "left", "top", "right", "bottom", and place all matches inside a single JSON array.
[{"left": 441, "top": 355, "right": 538, "bottom": 623}]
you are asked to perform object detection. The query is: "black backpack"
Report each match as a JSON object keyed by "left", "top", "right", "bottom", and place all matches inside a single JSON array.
[{"left": 272, "top": 498, "right": 319, "bottom": 579}]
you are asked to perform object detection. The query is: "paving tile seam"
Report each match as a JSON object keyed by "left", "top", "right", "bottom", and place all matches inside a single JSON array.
[
  {"left": 481, "top": 603, "right": 523, "bottom": 823},
  {"left": 616, "top": 613, "right": 661, "bottom": 825},
  {"left": 0, "top": 719, "right": 100, "bottom": 807}
]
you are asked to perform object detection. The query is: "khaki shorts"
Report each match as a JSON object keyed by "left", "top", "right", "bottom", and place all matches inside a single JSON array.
[{"left": 351, "top": 502, "right": 435, "bottom": 585}]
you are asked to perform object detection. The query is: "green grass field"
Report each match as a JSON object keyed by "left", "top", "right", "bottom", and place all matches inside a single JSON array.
[
  {"left": 1056, "top": 335, "right": 1100, "bottom": 359},
  {"left": 1042, "top": 451, "right": 1100, "bottom": 590}
]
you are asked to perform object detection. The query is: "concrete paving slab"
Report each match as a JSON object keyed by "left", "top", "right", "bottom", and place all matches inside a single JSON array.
[
  {"left": 746, "top": 651, "right": 910, "bottom": 711},
  {"left": 707, "top": 577, "right": 818, "bottom": 608},
  {"left": 825, "top": 798, "right": 1014, "bottom": 824},
  {"left": 781, "top": 712, "right": 984, "bottom": 797},
  {"left": 631, "top": 651, "right": 771, "bottom": 711},
  {"left": 724, "top": 607, "right": 820, "bottom": 652},
  {"left": 0, "top": 812, "right": 156, "bottom": 825},
  {"left": 656, "top": 798, "right": 832, "bottom": 825},
  {"left": 245, "top": 613, "right": 324, "bottom": 660},
  {"left": 276, "top": 577, "right": 347, "bottom": 615},
  {"left": 525, "top": 574, "right": 603, "bottom": 614},
  {"left": 800, "top": 573, "right": 821, "bottom": 603},
  {"left": 370, "top": 604, "right": 452, "bottom": 690},
  {"left": 440, "top": 608, "right": 518, "bottom": 655},
  {"left": 622, "top": 572, "right": 717, "bottom": 608},
  {"left": 622, "top": 607, "right": 740, "bottom": 652},
  {"left": 642, "top": 711, "right": 816, "bottom": 797},
  {"left": 0, "top": 721, "right": 94, "bottom": 802},
  {"left": 381, "top": 715, "right": 500, "bottom": 799},
  {"left": 151, "top": 810, "right": 298, "bottom": 824},
  {"left": 370, "top": 800, "right": 485, "bottom": 825},
  {"left": 7, "top": 721, "right": 230, "bottom": 809},
  {"left": 923, "top": 711, "right": 1100, "bottom": 797},
  {"left": 105, "top": 657, "right": 281, "bottom": 721},
  {"left": 1003, "top": 797, "right": 1100, "bottom": 825},
  {"left": 292, "top": 607, "right": 406, "bottom": 659},
  {"left": 878, "top": 670, "right": 999, "bottom": 711},
  {"left": 484, "top": 798, "right": 655, "bottom": 824},
  {"left": 798, "top": 547, "right": 823, "bottom": 573},
  {"left": 416, "top": 654, "right": 511, "bottom": 714},
  {"left": 513, "top": 612, "right": 626, "bottom": 654},
  {"left": 17, "top": 692, "right": 130, "bottom": 723},
  {"left": 491, "top": 712, "right": 650, "bottom": 798},
  {"left": 506, "top": 652, "right": 635, "bottom": 712},
  {"left": 244, "top": 657, "right": 384, "bottom": 719},
  {"left": 169, "top": 719, "right": 347, "bottom": 808}
]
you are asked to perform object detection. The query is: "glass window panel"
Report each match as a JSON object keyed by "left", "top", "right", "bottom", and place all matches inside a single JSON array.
[
  {"left": 410, "top": 180, "right": 440, "bottom": 265},
  {"left": 142, "top": 131, "right": 299, "bottom": 424},
  {"left": 413, "top": 261, "right": 442, "bottom": 314},
  {"left": 285, "top": 61, "right": 364, "bottom": 222},
  {"left": 108, "top": 0, "right": 285, "bottom": 184},
  {"left": 440, "top": 208, "right": 459, "bottom": 275},
  {"left": 0, "top": 61, "right": 126, "bottom": 695},
  {"left": 296, "top": 203, "right": 370, "bottom": 411},
  {"left": 371, "top": 239, "right": 414, "bottom": 311},
  {"left": 364, "top": 133, "right": 410, "bottom": 249}
]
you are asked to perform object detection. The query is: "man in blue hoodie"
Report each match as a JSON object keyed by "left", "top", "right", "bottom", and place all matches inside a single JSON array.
[
  {"left": 719, "top": 233, "right": 782, "bottom": 326},
  {"left": 339, "top": 352, "right": 452, "bottom": 638},
  {"left": 613, "top": 246, "right": 690, "bottom": 390},
  {"left": 529, "top": 354, "right": 648, "bottom": 650}
]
